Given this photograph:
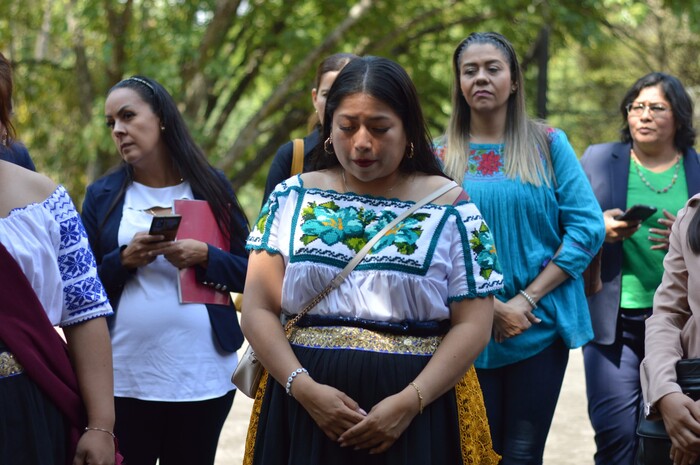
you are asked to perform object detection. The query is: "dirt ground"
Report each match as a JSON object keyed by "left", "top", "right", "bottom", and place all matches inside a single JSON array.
[{"left": 214, "top": 347, "right": 596, "bottom": 465}]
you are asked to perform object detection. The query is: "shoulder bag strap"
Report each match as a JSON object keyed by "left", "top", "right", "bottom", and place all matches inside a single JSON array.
[
  {"left": 290, "top": 139, "right": 305, "bottom": 177},
  {"left": 284, "top": 180, "right": 458, "bottom": 331}
]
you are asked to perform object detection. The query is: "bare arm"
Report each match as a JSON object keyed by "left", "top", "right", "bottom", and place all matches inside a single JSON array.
[
  {"left": 63, "top": 317, "right": 115, "bottom": 465},
  {"left": 241, "top": 250, "right": 366, "bottom": 441}
]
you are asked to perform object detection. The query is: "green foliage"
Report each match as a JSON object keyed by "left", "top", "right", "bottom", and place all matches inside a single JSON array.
[{"left": 1, "top": 0, "right": 698, "bottom": 220}]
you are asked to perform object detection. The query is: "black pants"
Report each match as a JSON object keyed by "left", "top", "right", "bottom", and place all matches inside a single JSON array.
[{"left": 114, "top": 390, "right": 235, "bottom": 465}]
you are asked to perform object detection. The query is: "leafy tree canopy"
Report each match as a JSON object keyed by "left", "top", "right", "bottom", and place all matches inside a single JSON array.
[{"left": 2, "top": 0, "right": 698, "bottom": 219}]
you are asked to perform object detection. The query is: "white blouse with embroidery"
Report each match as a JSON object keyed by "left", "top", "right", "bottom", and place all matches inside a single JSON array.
[
  {"left": 248, "top": 176, "right": 503, "bottom": 322},
  {"left": 0, "top": 185, "right": 112, "bottom": 326}
]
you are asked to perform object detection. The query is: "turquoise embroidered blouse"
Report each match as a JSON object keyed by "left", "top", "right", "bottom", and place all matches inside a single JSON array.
[
  {"left": 247, "top": 176, "right": 504, "bottom": 324},
  {"left": 436, "top": 129, "right": 605, "bottom": 368}
]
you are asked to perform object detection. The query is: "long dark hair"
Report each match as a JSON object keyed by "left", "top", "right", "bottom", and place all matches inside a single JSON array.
[
  {"left": 312, "top": 56, "right": 445, "bottom": 178},
  {"left": 0, "top": 52, "right": 16, "bottom": 145},
  {"left": 106, "top": 76, "right": 248, "bottom": 251},
  {"left": 620, "top": 72, "right": 696, "bottom": 152}
]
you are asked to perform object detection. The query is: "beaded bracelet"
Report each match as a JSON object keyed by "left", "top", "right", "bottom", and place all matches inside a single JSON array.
[
  {"left": 84, "top": 426, "right": 116, "bottom": 438},
  {"left": 285, "top": 367, "right": 309, "bottom": 396},
  {"left": 518, "top": 289, "right": 537, "bottom": 310}
]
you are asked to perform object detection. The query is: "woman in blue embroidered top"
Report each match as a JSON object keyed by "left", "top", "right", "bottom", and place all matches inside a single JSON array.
[
  {"left": 241, "top": 56, "right": 503, "bottom": 465},
  {"left": 436, "top": 32, "right": 605, "bottom": 464}
]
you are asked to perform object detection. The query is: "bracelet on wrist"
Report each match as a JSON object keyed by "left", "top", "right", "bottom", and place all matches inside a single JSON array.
[
  {"left": 285, "top": 367, "right": 309, "bottom": 397},
  {"left": 409, "top": 381, "right": 424, "bottom": 415},
  {"left": 84, "top": 426, "right": 115, "bottom": 438},
  {"left": 518, "top": 289, "right": 537, "bottom": 309}
]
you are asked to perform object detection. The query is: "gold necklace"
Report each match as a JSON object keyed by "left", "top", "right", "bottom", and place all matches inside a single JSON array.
[{"left": 631, "top": 151, "right": 681, "bottom": 194}]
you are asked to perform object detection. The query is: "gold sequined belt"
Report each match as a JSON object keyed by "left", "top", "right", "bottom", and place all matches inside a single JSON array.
[
  {"left": 288, "top": 326, "right": 443, "bottom": 355},
  {"left": 0, "top": 351, "right": 24, "bottom": 379}
]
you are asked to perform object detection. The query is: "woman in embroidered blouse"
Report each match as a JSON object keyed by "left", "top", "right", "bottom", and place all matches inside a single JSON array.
[
  {"left": 242, "top": 56, "right": 503, "bottom": 465},
  {"left": 81, "top": 76, "right": 249, "bottom": 465},
  {"left": 0, "top": 160, "right": 116, "bottom": 464},
  {"left": 581, "top": 73, "right": 700, "bottom": 465},
  {"left": 436, "top": 32, "right": 605, "bottom": 464}
]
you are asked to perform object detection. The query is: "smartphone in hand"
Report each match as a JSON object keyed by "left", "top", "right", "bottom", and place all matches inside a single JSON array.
[
  {"left": 614, "top": 204, "right": 657, "bottom": 222},
  {"left": 148, "top": 214, "right": 182, "bottom": 241}
]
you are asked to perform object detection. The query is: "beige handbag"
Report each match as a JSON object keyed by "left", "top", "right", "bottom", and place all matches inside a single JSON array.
[{"left": 232, "top": 181, "right": 458, "bottom": 398}]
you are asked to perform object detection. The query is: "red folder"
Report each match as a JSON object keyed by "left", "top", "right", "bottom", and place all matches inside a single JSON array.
[{"left": 173, "top": 199, "right": 231, "bottom": 305}]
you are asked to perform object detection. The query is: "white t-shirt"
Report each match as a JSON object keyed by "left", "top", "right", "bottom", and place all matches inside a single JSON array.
[{"left": 111, "top": 181, "right": 237, "bottom": 401}]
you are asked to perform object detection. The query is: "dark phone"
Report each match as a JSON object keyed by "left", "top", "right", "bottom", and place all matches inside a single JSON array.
[
  {"left": 148, "top": 214, "right": 182, "bottom": 241},
  {"left": 614, "top": 204, "right": 657, "bottom": 222}
]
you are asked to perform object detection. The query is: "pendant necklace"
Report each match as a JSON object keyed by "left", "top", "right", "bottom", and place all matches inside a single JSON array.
[{"left": 631, "top": 150, "right": 681, "bottom": 194}]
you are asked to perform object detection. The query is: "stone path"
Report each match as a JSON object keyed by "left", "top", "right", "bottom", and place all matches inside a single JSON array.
[{"left": 214, "top": 347, "right": 596, "bottom": 465}]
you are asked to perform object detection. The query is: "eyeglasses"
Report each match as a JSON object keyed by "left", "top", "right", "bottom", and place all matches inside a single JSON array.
[{"left": 626, "top": 103, "right": 670, "bottom": 118}]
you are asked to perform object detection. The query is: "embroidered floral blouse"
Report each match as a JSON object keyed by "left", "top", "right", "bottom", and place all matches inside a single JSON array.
[
  {"left": 435, "top": 129, "right": 605, "bottom": 368},
  {"left": 247, "top": 176, "right": 503, "bottom": 323}
]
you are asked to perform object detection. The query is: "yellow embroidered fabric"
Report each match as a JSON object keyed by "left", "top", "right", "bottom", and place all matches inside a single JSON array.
[
  {"left": 243, "top": 370, "right": 268, "bottom": 465},
  {"left": 288, "top": 326, "right": 442, "bottom": 355},
  {"left": 456, "top": 366, "right": 501, "bottom": 464}
]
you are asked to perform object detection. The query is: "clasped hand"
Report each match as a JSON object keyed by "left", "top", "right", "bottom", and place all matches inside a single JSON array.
[
  {"left": 120, "top": 233, "right": 208, "bottom": 269},
  {"left": 293, "top": 377, "right": 419, "bottom": 454},
  {"left": 493, "top": 296, "right": 541, "bottom": 343},
  {"left": 658, "top": 392, "right": 700, "bottom": 465}
]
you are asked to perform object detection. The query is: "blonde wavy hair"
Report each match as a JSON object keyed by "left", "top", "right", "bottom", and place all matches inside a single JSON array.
[{"left": 441, "top": 32, "right": 553, "bottom": 187}]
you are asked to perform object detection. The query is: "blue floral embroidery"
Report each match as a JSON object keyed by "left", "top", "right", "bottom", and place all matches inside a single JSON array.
[
  {"left": 59, "top": 216, "right": 86, "bottom": 248},
  {"left": 301, "top": 202, "right": 365, "bottom": 249},
  {"left": 366, "top": 211, "right": 428, "bottom": 255},
  {"left": 469, "top": 221, "right": 500, "bottom": 279},
  {"left": 300, "top": 200, "right": 428, "bottom": 255},
  {"left": 64, "top": 276, "right": 106, "bottom": 312},
  {"left": 58, "top": 248, "right": 95, "bottom": 280}
]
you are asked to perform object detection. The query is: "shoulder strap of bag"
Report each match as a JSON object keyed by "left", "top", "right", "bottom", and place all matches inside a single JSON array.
[
  {"left": 284, "top": 180, "right": 458, "bottom": 331},
  {"left": 290, "top": 139, "right": 304, "bottom": 177}
]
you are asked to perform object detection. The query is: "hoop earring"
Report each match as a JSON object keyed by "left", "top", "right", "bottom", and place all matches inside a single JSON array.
[
  {"left": 324, "top": 137, "right": 334, "bottom": 154},
  {"left": 407, "top": 142, "right": 414, "bottom": 159}
]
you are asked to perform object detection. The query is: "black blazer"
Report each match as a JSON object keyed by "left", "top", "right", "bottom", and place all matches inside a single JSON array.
[
  {"left": 581, "top": 142, "right": 700, "bottom": 344},
  {"left": 81, "top": 166, "right": 247, "bottom": 352}
]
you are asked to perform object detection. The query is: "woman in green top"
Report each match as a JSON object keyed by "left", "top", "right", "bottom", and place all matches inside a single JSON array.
[{"left": 580, "top": 72, "right": 700, "bottom": 465}]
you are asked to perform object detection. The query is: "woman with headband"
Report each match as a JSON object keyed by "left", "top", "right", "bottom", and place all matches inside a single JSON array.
[{"left": 82, "top": 75, "right": 249, "bottom": 465}]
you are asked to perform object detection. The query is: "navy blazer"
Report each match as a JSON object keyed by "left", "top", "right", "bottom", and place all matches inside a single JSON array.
[
  {"left": 0, "top": 142, "right": 36, "bottom": 171},
  {"left": 81, "top": 166, "right": 247, "bottom": 352},
  {"left": 581, "top": 142, "right": 700, "bottom": 344}
]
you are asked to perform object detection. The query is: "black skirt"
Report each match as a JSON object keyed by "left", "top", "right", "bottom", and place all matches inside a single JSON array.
[
  {"left": 243, "top": 326, "right": 498, "bottom": 465},
  {"left": 0, "top": 370, "right": 67, "bottom": 464}
]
